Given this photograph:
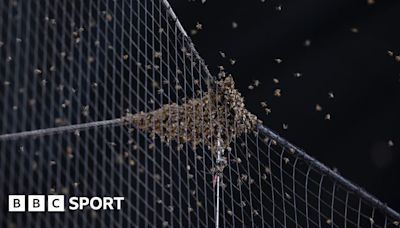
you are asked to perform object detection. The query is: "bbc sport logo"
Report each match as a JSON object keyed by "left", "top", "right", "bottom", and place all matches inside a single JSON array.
[{"left": 8, "top": 195, "right": 124, "bottom": 212}]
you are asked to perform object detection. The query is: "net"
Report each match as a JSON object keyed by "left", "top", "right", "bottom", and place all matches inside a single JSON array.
[{"left": 0, "top": 0, "right": 399, "bottom": 227}]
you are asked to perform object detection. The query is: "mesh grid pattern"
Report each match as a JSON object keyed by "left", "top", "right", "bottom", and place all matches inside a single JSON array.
[{"left": 1, "top": 0, "right": 399, "bottom": 227}]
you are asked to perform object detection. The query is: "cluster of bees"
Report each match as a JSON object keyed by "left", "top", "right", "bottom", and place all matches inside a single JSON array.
[
  {"left": 123, "top": 76, "right": 261, "bottom": 154},
  {"left": 388, "top": 50, "right": 400, "bottom": 63}
]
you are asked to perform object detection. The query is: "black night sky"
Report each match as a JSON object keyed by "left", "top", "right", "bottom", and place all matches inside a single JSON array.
[{"left": 169, "top": 0, "right": 400, "bottom": 211}]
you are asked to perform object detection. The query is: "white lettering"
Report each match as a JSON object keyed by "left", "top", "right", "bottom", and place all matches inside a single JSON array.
[
  {"left": 28, "top": 195, "right": 45, "bottom": 212},
  {"left": 68, "top": 197, "right": 79, "bottom": 210},
  {"left": 79, "top": 197, "right": 89, "bottom": 210},
  {"left": 48, "top": 195, "right": 65, "bottom": 212},
  {"left": 90, "top": 197, "right": 102, "bottom": 210},
  {"left": 113, "top": 197, "right": 124, "bottom": 210},
  {"left": 103, "top": 197, "right": 114, "bottom": 210},
  {"left": 8, "top": 195, "right": 25, "bottom": 212}
]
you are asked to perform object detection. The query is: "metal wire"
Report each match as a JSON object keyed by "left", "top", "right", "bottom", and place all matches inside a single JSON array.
[{"left": 0, "top": 119, "right": 124, "bottom": 141}]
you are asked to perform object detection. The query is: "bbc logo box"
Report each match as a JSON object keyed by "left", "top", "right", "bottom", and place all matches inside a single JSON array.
[
  {"left": 8, "top": 195, "right": 25, "bottom": 212},
  {"left": 8, "top": 195, "right": 65, "bottom": 212}
]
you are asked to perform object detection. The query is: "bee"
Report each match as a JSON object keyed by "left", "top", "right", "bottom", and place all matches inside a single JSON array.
[
  {"left": 294, "top": 72, "right": 302, "bottom": 77},
  {"left": 195, "top": 22, "right": 203, "bottom": 30},
  {"left": 285, "top": 192, "right": 291, "bottom": 200},
  {"left": 274, "top": 89, "right": 281, "bottom": 97},
  {"left": 105, "top": 13, "right": 113, "bottom": 22},
  {"left": 65, "top": 147, "right": 74, "bottom": 159},
  {"left": 237, "top": 178, "right": 243, "bottom": 187},
  {"left": 315, "top": 104, "right": 322, "bottom": 112},
  {"left": 82, "top": 105, "right": 89, "bottom": 117},
  {"left": 154, "top": 51, "right": 162, "bottom": 58},
  {"left": 283, "top": 157, "right": 289, "bottom": 164},
  {"left": 325, "top": 113, "right": 331, "bottom": 120},
  {"left": 240, "top": 201, "right": 246, "bottom": 207},
  {"left": 369, "top": 218, "right": 374, "bottom": 224},
  {"left": 249, "top": 178, "right": 254, "bottom": 185},
  {"left": 34, "top": 68, "right": 42, "bottom": 75},
  {"left": 350, "top": 27, "right": 359, "bottom": 33}
]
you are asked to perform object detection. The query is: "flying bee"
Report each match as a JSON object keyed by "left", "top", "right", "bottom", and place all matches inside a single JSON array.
[{"left": 274, "top": 89, "right": 281, "bottom": 97}]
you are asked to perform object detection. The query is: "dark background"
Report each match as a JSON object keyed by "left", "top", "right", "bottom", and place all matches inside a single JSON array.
[{"left": 169, "top": 0, "right": 400, "bottom": 211}]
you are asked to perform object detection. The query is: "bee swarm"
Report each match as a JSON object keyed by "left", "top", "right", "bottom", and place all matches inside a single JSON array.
[{"left": 123, "top": 76, "right": 261, "bottom": 154}]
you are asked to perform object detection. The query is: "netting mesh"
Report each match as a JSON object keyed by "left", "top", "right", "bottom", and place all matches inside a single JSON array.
[{"left": 0, "top": 0, "right": 399, "bottom": 227}]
